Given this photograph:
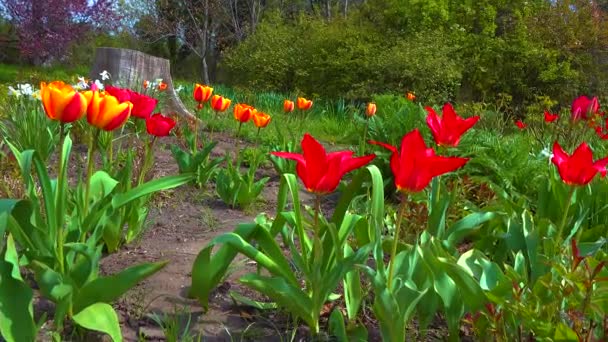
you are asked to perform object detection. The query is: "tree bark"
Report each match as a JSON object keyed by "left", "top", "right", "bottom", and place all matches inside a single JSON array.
[{"left": 89, "top": 47, "right": 197, "bottom": 120}]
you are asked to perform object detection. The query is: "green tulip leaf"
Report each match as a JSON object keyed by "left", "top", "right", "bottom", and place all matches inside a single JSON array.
[{"left": 72, "top": 303, "right": 122, "bottom": 342}]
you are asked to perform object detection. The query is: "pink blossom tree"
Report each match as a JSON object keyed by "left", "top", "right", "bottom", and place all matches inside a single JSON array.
[{"left": 1, "top": 0, "right": 119, "bottom": 64}]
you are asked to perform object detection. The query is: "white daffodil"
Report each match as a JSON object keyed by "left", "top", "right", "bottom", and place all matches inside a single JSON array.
[
  {"left": 30, "top": 90, "right": 41, "bottom": 100},
  {"left": 76, "top": 76, "right": 89, "bottom": 90},
  {"left": 17, "top": 83, "right": 34, "bottom": 96},
  {"left": 7, "top": 86, "right": 21, "bottom": 97},
  {"left": 99, "top": 70, "right": 111, "bottom": 81}
]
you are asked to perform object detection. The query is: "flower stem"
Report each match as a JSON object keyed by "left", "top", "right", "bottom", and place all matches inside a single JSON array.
[
  {"left": 108, "top": 134, "right": 113, "bottom": 167},
  {"left": 360, "top": 119, "right": 369, "bottom": 155},
  {"left": 193, "top": 119, "right": 199, "bottom": 153},
  {"left": 56, "top": 123, "right": 65, "bottom": 274},
  {"left": 556, "top": 188, "right": 575, "bottom": 249},
  {"left": 83, "top": 129, "right": 99, "bottom": 216},
  {"left": 314, "top": 195, "right": 321, "bottom": 234},
  {"left": 138, "top": 136, "right": 157, "bottom": 185},
  {"left": 388, "top": 194, "right": 408, "bottom": 291}
]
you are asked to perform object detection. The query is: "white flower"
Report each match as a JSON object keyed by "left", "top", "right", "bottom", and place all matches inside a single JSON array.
[
  {"left": 7, "top": 86, "right": 21, "bottom": 97},
  {"left": 175, "top": 85, "right": 184, "bottom": 93},
  {"left": 30, "top": 90, "right": 41, "bottom": 100},
  {"left": 538, "top": 146, "right": 553, "bottom": 165},
  {"left": 17, "top": 83, "right": 34, "bottom": 96},
  {"left": 99, "top": 70, "right": 111, "bottom": 81},
  {"left": 155, "top": 78, "right": 163, "bottom": 84},
  {"left": 94, "top": 79, "right": 105, "bottom": 91},
  {"left": 76, "top": 76, "right": 89, "bottom": 90}
]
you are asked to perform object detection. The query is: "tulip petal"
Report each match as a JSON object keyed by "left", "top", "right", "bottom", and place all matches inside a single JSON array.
[
  {"left": 103, "top": 103, "right": 132, "bottom": 131},
  {"left": 61, "top": 92, "right": 86, "bottom": 123}
]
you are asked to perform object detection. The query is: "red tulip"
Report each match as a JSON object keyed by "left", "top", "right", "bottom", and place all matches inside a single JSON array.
[
  {"left": 425, "top": 103, "right": 480, "bottom": 147},
  {"left": 369, "top": 129, "right": 469, "bottom": 193},
  {"left": 211, "top": 95, "right": 231, "bottom": 112},
  {"left": 515, "top": 120, "right": 526, "bottom": 130},
  {"left": 104, "top": 85, "right": 132, "bottom": 103},
  {"left": 146, "top": 113, "right": 176, "bottom": 137},
  {"left": 194, "top": 84, "right": 213, "bottom": 109},
  {"left": 271, "top": 133, "right": 375, "bottom": 194},
  {"left": 551, "top": 141, "right": 608, "bottom": 186},
  {"left": 571, "top": 95, "right": 600, "bottom": 120},
  {"left": 128, "top": 90, "right": 158, "bottom": 119},
  {"left": 544, "top": 110, "right": 559, "bottom": 123},
  {"left": 233, "top": 103, "right": 255, "bottom": 123}
]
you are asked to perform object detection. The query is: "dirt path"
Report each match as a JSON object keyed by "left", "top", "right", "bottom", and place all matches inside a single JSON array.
[{"left": 99, "top": 133, "right": 300, "bottom": 341}]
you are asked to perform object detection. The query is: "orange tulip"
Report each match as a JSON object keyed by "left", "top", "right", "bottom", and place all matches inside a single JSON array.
[
  {"left": 83, "top": 90, "right": 133, "bottom": 131},
  {"left": 40, "top": 81, "right": 87, "bottom": 123},
  {"left": 157, "top": 81, "right": 168, "bottom": 91},
  {"left": 283, "top": 99, "right": 295, "bottom": 113},
  {"left": 297, "top": 97, "right": 313, "bottom": 111},
  {"left": 253, "top": 111, "right": 271, "bottom": 128},
  {"left": 366, "top": 103, "right": 377, "bottom": 117},
  {"left": 233, "top": 103, "right": 256, "bottom": 123},
  {"left": 406, "top": 92, "right": 416, "bottom": 101},
  {"left": 143, "top": 80, "right": 150, "bottom": 89},
  {"left": 211, "top": 95, "right": 231, "bottom": 112},
  {"left": 194, "top": 83, "right": 213, "bottom": 109}
]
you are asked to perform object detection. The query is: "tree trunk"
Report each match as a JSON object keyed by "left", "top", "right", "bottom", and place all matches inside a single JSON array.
[{"left": 89, "top": 47, "right": 196, "bottom": 120}]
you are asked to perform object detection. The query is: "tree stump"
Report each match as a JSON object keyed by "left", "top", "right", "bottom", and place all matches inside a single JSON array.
[{"left": 89, "top": 47, "right": 196, "bottom": 120}]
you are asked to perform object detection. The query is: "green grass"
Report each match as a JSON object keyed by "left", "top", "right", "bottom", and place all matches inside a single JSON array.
[{"left": 0, "top": 63, "right": 88, "bottom": 85}]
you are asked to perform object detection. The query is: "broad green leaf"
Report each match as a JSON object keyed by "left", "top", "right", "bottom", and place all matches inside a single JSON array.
[
  {"left": 88, "top": 171, "right": 119, "bottom": 201},
  {"left": 30, "top": 261, "right": 72, "bottom": 303},
  {"left": 552, "top": 322, "right": 578, "bottom": 341},
  {"left": 112, "top": 174, "right": 194, "bottom": 208},
  {"left": 343, "top": 244, "right": 362, "bottom": 321},
  {"left": 446, "top": 212, "right": 497, "bottom": 246},
  {"left": 72, "top": 303, "right": 122, "bottom": 342},
  {"left": 212, "top": 233, "right": 298, "bottom": 284},
  {"left": 73, "top": 261, "right": 167, "bottom": 313},
  {"left": 239, "top": 273, "right": 314, "bottom": 329},
  {"left": 329, "top": 309, "right": 348, "bottom": 342},
  {"left": 189, "top": 223, "right": 259, "bottom": 309},
  {"left": 0, "top": 235, "right": 37, "bottom": 342}
]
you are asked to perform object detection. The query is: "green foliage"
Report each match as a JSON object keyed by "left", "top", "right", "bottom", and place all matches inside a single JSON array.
[
  {"left": 191, "top": 166, "right": 384, "bottom": 334},
  {"left": 0, "top": 87, "right": 59, "bottom": 162},
  {"left": 215, "top": 152, "right": 270, "bottom": 209},
  {"left": 0, "top": 136, "right": 192, "bottom": 339},
  {"left": 170, "top": 125, "right": 224, "bottom": 187}
]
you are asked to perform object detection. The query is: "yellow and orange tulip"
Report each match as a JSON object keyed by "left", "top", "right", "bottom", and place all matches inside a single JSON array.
[
  {"left": 143, "top": 80, "right": 150, "bottom": 89},
  {"left": 253, "top": 111, "right": 271, "bottom": 128},
  {"left": 211, "top": 95, "right": 231, "bottom": 112},
  {"left": 406, "top": 92, "right": 416, "bottom": 101},
  {"left": 283, "top": 99, "right": 295, "bottom": 113},
  {"left": 233, "top": 103, "right": 256, "bottom": 123},
  {"left": 366, "top": 103, "right": 377, "bottom": 117},
  {"left": 297, "top": 97, "right": 313, "bottom": 111},
  {"left": 84, "top": 90, "right": 133, "bottom": 131},
  {"left": 194, "top": 84, "right": 213, "bottom": 109},
  {"left": 157, "top": 81, "right": 168, "bottom": 91},
  {"left": 40, "top": 81, "right": 87, "bottom": 123}
]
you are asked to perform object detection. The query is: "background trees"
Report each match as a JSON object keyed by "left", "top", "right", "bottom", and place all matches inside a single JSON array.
[{"left": 0, "top": 0, "right": 606, "bottom": 107}]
